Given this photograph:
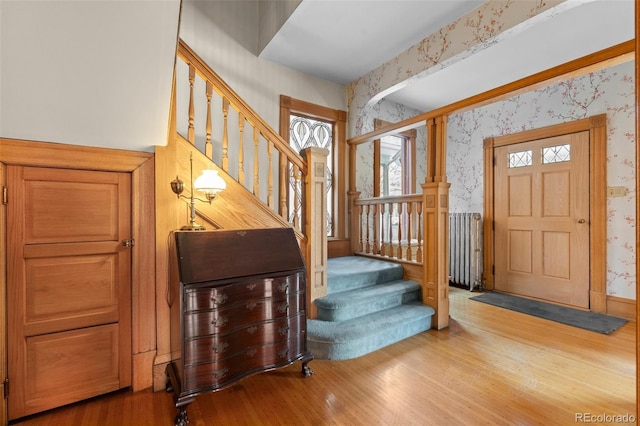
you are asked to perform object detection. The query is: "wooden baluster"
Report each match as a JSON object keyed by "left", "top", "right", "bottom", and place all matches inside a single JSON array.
[
  {"left": 222, "top": 98, "right": 229, "bottom": 172},
  {"left": 267, "top": 141, "right": 274, "bottom": 208},
  {"left": 396, "top": 202, "right": 403, "bottom": 260},
  {"left": 416, "top": 202, "right": 423, "bottom": 262},
  {"left": 293, "top": 164, "right": 301, "bottom": 230},
  {"left": 365, "top": 205, "right": 371, "bottom": 254},
  {"left": 359, "top": 205, "right": 364, "bottom": 252},
  {"left": 387, "top": 202, "right": 393, "bottom": 257},
  {"left": 406, "top": 202, "right": 413, "bottom": 261},
  {"left": 238, "top": 113, "right": 245, "bottom": 185},
  {"left": 205, "top": 81, "right": 213, "bottom": 159},
  {"left": 380, "top": 203, "right": 386, "bottom": 257},
  {"left": 188, "top": 64, "right": 195, "bottom": 144},
  {"left": 373, "top": 203, "right": 379, "bottom": 255},
  {"left": 279, "top": 157, "right": 288, "bottom": 219},
  {"left": 253, "top": 127, "right": 260, "bottom": 197}
]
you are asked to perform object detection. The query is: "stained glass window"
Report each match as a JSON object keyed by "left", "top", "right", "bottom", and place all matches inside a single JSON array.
[
  {"left": 290, "top": 115, "right": 333, "bottom": 235},
  {"left": 508, "top": 150, "right": 533, "bottom": 168},
  {"left": 542, "top": 144, "right": 571, "bottom": 164}
]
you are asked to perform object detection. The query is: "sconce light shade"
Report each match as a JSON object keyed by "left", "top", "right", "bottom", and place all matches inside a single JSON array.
[{"left": 194, "top": 169, "right": 227, "bottom": 201}]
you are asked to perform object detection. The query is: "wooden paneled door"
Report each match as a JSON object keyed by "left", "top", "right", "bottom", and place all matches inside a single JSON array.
[
  {"left": 7, "top": 166, "right": 132, "bottom": 420},
  {"left": 494, "top": 132, "right": 590, "bottom": 308}
]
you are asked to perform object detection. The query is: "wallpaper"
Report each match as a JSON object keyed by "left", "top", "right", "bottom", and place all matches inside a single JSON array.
[
  {"left": 447, "top": 60, "right": 636, "bottom": 299},
  {"left": 347, "top": 0, "right": 559, "bottom": 138}
]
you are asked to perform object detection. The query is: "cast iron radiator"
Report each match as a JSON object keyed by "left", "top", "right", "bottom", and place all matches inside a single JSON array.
[{"left": 449, "top": 212, "right": 483, "bottom": 291}]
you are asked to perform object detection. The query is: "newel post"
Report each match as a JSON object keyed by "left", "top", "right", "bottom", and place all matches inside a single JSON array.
[
  {"left": 301, "top": 147, "right": 329, "bottom": 318},
  {"left": 422, "top": 114, "right": 450, "bottom": 329},
  {"left": 421, "top": 182, "right": 450, "bottom": 329}
]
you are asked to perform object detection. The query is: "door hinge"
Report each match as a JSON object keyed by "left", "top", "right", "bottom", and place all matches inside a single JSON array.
[
  {"left": 122, "top": 238, "right": 135, "bottom": 248},
  {"left": 2, "top": 186, "right": 7, "bottom": 205},
  {"left": 3, "top": 378, "right": 8, "bottom": 398},
  {"left": 492, "top": 265, "right": 495, "bottom": 275}
]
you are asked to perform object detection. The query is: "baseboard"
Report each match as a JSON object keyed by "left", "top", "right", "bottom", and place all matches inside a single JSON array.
[
  {"left": 132, "top": 350, "right": 156, "bottom": 391},
  {"left": 606, "top": 295, "right": 636, "bottom": 321}
]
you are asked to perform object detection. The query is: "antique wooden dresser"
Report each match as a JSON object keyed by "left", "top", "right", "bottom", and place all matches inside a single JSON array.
[{"left": 166, "top": 228, "right": 313, "bottom": 426}]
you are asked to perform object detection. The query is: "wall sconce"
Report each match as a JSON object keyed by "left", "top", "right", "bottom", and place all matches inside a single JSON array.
[{"left": 170, "top": 153, "right": 226, "bottom": 231}]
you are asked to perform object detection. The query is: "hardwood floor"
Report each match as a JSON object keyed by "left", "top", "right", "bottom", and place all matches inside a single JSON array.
[{"left": 12, "top": 288, "right": 636, "bottom": 426}]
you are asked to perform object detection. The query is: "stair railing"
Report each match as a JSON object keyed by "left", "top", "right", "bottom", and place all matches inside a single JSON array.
[
  {"left": 174, "top": 40, "right": 307, "bottom": 232},
  {"left": 354, "top": 195, "right": 424, "bottom": 264},
  {"left": 170, "top": 39, "right": 328, "bottom": 316}
]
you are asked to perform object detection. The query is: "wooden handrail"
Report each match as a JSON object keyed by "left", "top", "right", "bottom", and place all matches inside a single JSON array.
[
  {"left": 177, "top": 40, "right": 306, "bottom": 173},
  {"left": 356, "top": 194, "right": 423, "bottom": 205}
]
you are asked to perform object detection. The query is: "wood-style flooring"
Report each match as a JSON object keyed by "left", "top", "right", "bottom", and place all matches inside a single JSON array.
[{"left": 12, "top": 288, "right": 637, "bottom": 426}]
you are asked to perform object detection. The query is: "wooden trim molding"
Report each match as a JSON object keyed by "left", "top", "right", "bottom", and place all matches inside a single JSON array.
[
  {"left": 373, "top": 119, "right": 417, "bottom": 196},
  {"left": 0, "top": 137, "right": 156, "bottom": 392},
  {"left": 483, "top": 115, "right": 607, "bottom": 313},
  {"left": 0, "top": 163, "right": 6, "bottom": 424},
  {"left": 348, "top": 41, "right": 633, "bottom": 147},
  {"left": 606, "top": 296, "right": 636, "bottom": 322}
]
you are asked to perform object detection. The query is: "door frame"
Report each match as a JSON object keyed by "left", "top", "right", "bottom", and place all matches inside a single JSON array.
[
  {"left": 483, "top": 114, "right": 607, "bottom": 313},
  {"left": 0, "top": 137, "right": 155, "bottom": 423}
]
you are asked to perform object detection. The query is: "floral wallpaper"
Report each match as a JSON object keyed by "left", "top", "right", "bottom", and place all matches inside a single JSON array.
[
  {"left": 447, "top": 60, "right": 636, "bottom": 299},
  {"left": 347, "top": 0, "right": 559, "bottom": 138}
]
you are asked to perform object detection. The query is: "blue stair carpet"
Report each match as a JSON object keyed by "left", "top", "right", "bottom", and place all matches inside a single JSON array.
[{"left": 307, "top": 256, "right": 434, "bottom": 360}]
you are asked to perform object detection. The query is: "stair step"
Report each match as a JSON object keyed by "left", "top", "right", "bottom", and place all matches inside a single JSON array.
[
  {"left": 315, "top": 279, "right": 421, "bottom": 321},
  {"left": 307, "top": 303, "right": 435, "bottom": 360},
  {"left": 327, "top": 256, "right": 404, "bottom": 293}
]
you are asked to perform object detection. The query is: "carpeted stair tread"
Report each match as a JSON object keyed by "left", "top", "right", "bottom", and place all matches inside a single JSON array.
[
  {"left": 307, "top": 303, "right": 434, "bottom": 360},
  {"left": 315, "top": 279, "right": 421, "bottom": 321},
  {"left": 316, "top": 279, "right": 420, "bottom": 309},
  {"left": 327, "top": 256, "right": 404, "bottom": 293}
]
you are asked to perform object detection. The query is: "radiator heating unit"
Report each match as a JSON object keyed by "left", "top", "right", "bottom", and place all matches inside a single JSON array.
[{"left": 449, "top": 212, "right": 483, "bottom": 291}]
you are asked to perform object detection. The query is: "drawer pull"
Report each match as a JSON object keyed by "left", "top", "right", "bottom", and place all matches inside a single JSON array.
[
  {"left": 277, "top": 283, "right": 289, "bottom": 293},
  {"left": 246, "top": 326, "right": 258, "bottom": 334},
  {"left": 246, "top": 302, "right": 257, "bottom": 311},
  {"left": 211, "top": 317, "right": 229, "bottom": 327},
  {"left": 278, "top": 326, "right": 290, "bottom": 336},
  {"left": 212, "top": 342, "right": 229, "bottom": 353},
  {"left": 212, "top": 368, "right": 229, "bottom": 379},
  {"left": 211, "top": 293, "right": 228, "bottom": 305},
  {"left": 246, "top": 283, "right": 257, "bottom": 291},
  {"left": 246, "top": 347, "right": 257, "bottom": 358},
  {"left": 278, "top": 303, "right": 289, "bottom": 314}
]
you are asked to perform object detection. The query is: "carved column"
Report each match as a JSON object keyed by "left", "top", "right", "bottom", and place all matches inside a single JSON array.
[
  {"left": 422, "top": 115, "right": 449, "bottom": 329},
  {"left": 422, "top": 182, "right": 450, "bottom": 329},
  {"left": 302, "top": 147, "right": 329, "bottom": 318}
]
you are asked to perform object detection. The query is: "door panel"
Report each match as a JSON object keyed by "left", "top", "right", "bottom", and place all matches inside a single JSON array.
[
  {"left": 7, "top": 166, "right": 132, "bottom": 420},
  {"left": 494, "top": 132, "right": 589, "bottom": 308},
  {"left": 24, "top": 324, "right": 121, "bottom": 414}
]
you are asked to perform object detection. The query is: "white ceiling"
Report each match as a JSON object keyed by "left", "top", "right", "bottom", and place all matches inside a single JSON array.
[{"left": 260, "top": 0, "right": 635, "bottom": 113}]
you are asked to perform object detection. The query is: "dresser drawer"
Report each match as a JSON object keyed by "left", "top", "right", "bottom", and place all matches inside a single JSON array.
[
  {"left": 183, "top": 292, "right": 305, "bottom": 338},
  {"left": 183, "top": 336, "right": 304, "bottom": 393},
  {"left": 183, "top": 312, "right": 306, "bottom": 366},
  {"left": 184, "top": 272, "right": 305, "bottom": 313}
]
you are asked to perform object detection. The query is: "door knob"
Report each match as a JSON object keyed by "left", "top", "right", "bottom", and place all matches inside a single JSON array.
[{"left": 578, "top": 218, "right": 586, "bottom": 224}]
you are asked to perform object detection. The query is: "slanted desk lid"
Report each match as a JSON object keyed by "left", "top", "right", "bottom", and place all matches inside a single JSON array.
[{"left": 173, "top": 228, "right": 305, "bottom": 284}]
